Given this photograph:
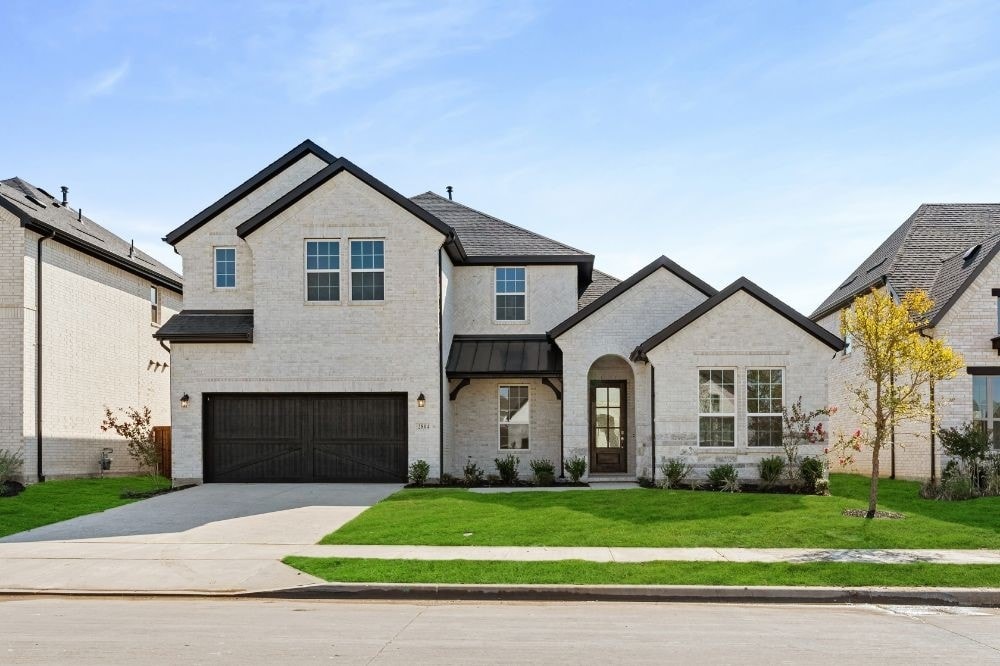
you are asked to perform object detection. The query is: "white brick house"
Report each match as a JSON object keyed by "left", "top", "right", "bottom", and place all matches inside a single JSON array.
[
  {"left": 813, "top": 204, "right": 1000, "bottom": 480},
  {"left": 157, "top": 140, "right": 842, "bottom": 485},
  {"left": 0, "top": 178, "right": 182, "bottom": 482}
]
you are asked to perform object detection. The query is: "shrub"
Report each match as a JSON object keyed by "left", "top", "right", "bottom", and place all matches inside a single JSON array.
[
  {"left": 0, "top": 448, "right": 23, "bottom": 483},
  {"left": 659, "top": 458, "right": 693, "bottom": 489},
  {"left": 494, "top": 454, "right": 520, "bottom": 484},
  {"left": 564, "top": 456, "right": 587, "bottom": 483},
  {"left": 408, "top": 459, "right": 430, "bottom": 486},
  {"left": 757, "top": 456, "right": 785, "bottom": 490},
  {"left": 798, "top": 456, "right": 825, "bottom": 493},
  {"left": 529, "top": 458, "right": 556, "bottom": 486},
  {"left": 462, "top": 459, "right": 485, "bottom": 487},
  {"left": 101, "top": 406, "right": 162, "bottom": 480},
  {"left": 707, "top": 463, "right": 739, "bottom": 491},
  {"left": 941, "top": 475, "right": 976, "bottom": 501},
  {"left": 440, "top": 472, "right": 458, "bottom": 486},
  {"left": 813, "top": 478, "right": 830, "bottom": 495}
]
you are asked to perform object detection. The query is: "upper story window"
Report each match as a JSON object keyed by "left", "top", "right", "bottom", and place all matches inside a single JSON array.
[
  {"left": 350, "top": 240, "right": 384, "bottom": 301},
  {"left": 699, "top": 368, "right": 735, "bottom": 447},
  {"left": 214, "top": 247, "right": 236, "bottom": 289},
  {"left": 495, "top": 267, "right": 526, "bottom": 321},
  {"left": 747, "top": 368, "right": 783, "bottom": 447},
  {"left": 150, "top": 286, "right": 160, "bottom": 324},
  {"left": 305, "top": 240, "right": 340, "bottom": 302}
]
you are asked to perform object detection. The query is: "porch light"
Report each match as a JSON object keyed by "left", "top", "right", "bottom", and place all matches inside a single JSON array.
[
  {"left": 180, "top": 393, "right": 190, "bottom": 408},
  {"left": 417, "top": 393, "right": 426, "bottom": 408}
]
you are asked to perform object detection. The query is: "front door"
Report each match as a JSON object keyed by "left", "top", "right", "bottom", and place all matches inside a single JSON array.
[{"left": 590, "top": 380, "right": 627, "bottom": 474}]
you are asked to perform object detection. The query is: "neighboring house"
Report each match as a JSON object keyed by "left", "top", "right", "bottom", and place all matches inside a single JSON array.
[
  {"left": 813, "top": 204, "right": 1000, "bottom": 480},
  {"left": 156, "top": 140, "right": 842, "bottom": 485},
  {"left": 0, "top": 178, "right": 183, "bottom": 482}
]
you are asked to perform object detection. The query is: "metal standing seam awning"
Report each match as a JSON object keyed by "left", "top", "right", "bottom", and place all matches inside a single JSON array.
[{"left": 446, "top": 335, "right": 562, "bottom": 378}]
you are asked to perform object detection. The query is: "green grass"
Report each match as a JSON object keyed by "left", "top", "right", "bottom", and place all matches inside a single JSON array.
[
  {"left": 285, "top": 557, "right": 1000, "bottom": 588},
  {"left": 322, "top": 474, "right": 1000, "bottom": 549},
  {"left": 0, "top": 476, "right": 167, "bottom": 539}
]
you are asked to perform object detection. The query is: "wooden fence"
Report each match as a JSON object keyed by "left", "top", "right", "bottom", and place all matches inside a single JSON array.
[{"left": 152, "top": 426, "right": 172, "bottom": 480}]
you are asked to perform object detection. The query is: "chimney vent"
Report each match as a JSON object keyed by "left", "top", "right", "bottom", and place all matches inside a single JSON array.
[
  {"left": 60, "top": 186, "right": 68, "bottom": 205},
  {"left": 446, "top": 185, "right": 453, "bottom": 200}
]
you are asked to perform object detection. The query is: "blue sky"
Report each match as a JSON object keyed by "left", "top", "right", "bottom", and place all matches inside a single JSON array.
[{"left": 4, "top": 0, "right": 1000, "bottom": 312}]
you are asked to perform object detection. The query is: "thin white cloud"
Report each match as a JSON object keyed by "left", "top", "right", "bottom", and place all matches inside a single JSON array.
[{"left": 80, "top": 58, "right": 130, "bottom": 98}]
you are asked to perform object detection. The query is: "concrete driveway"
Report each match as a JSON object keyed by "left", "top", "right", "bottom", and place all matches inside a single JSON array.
[{"left": 0, "top": 483, "right": 401, "bottom": 594}]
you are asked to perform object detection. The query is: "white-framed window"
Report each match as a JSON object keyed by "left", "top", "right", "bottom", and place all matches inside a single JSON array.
[
  {"left": 495, "top": 266, "right": 526, "bottom": 321},
  {"left": 150, "top": 285, "right": 160, "bottom": 325},
  {"left": 747, "top": 368, "right": 784, "bottom": 447},
  {"left": 305, "top": 240, "right": 340, "bottom": 302},
  {"left": 214, "top": 247, "right": 236, "bottom": 289},
  {"left": 972, "top": 375, "right": 1000, "bottom": 450},
  {"left": 499, "top": 384, "right": 530, "bottom": 450},
  {"left": 350, "top": 239, "right": 384, "bottom": 301},
  {"left": 698, "top": 368, "right": 735, "bottom": 447}
]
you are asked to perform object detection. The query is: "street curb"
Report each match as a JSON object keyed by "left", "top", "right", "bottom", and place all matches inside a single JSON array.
[{"left": 245, "top": 583, "right": 1000, "bottom": 607}]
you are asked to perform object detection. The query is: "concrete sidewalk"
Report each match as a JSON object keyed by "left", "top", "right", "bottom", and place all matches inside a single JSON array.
[{"left": 292, "top": 544, "right": 1000, "bottom": 565}]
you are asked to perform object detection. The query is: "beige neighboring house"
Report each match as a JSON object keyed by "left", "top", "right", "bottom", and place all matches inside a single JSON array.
[
  {"left": 813, "top": 204, "right": 1000, "bottom": 480},
  {"left": 0, "top": 178, "right": 182, "bottom": 482},
  {"left": 156, "top": 140, "right": 842, "bottom": 486}
]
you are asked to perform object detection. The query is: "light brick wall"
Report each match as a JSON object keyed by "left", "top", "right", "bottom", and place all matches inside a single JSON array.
[
  {"left": 175, "top": 153, "right": 327, "bottom": 311},
  {"left": 17, "top": 229, "right": 180, "bottom": 480},
  {"left": 555, "top": 268, "right": 709, "bottom": 478},
  {"left": 450, "top": 264, "right": 578, "bottom": 335},
  {"left": 449, "top": 378, "right": 561, "bottom": 479},
  {"left": 169, "top": 170, "right": 446, "bottom": 483},
  {"left": 0, "top": 208, "right": 25, "bottom": 470},
  {"left": 649, "top": 290, "right": 832, "bottom": 481}
]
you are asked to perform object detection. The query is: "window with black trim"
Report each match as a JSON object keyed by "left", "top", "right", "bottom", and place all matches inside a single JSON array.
[
  {"left": 350, "top": 240, "right": 384, "bottom": 301},
  {"left": 495, "top": 267, "right": 525, "bottom": 321}
]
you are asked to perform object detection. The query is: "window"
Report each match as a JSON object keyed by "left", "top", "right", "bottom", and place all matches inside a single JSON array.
[
  {"left": 214, "top": 247, "right": 236, "bottom": 288},
  {"left": 350, "top": 240, "right": 384, "bottom": 301},
  {"left": 747, "top": 369, "right": 784, "bottom": 447},
  {"left": 972, "top": 376, "right": 1000, "bottom": 450},
  {"left": 699, "top": 369, "right": 735, "bottom": 447},
  {"left": 149, "top": 286, "right": 160, "bottom": 324},
  {"left": 499, "top": 385, "right": 530, "bottom": 449},
  {"left": 495, "top": 267, "right": 526, "bottom": 321},
  {"left": 305, "top": 240, "right": 340, "bottom": 302}
]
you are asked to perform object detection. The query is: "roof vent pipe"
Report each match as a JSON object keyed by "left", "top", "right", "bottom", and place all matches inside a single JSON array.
[
  {"left": 60, "top": 186, "right": 68, "bottom": 205},
  {"left": 446, "top": 185, "right": 453, "bottom": 200}
]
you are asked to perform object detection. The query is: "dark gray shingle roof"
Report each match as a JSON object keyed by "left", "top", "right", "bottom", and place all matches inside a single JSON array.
[
  {"left": 812, "top": 204, "right": 1000, "bottom": 323},
  {"left": 0, "top": 177, "right": 182, "bottom": 288},
  {"left": 153, "top": 310, "right": 253, "bottom": 342},
  {"left": 578, "top": 269, "right": 620, "bottom": 310},
  {"left": 410, "top": 192, "right": 591, "bottom": 258}
]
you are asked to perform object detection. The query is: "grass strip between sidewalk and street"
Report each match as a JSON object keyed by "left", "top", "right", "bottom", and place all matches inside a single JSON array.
[
  {"left": 0, "top": 476, "right": 167, "bottom": 539},
  {"left": 284, "top": 556, "right": 1000, "bottom": 588}
]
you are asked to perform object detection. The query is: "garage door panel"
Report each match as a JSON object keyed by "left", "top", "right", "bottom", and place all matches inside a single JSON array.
[{"left": 212, "top": 441, "right": 305, "bottom": 482}]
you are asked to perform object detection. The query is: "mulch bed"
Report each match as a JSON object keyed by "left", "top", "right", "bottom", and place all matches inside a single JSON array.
[
  {"left": 119, "top": 484, "right": 194, "bottom": 500},
  {"left": 406, "top": 481, "right": 590, "bottom": 489},
  {"left": 842, "top": 508, "right": 906, "bottom": 519}
]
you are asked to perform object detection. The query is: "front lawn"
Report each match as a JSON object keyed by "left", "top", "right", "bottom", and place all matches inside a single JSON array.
[
  {"left": 285, "top": 557, "right": 1000, "bottom": 588},
  {"left": 0, "top": 476, "right": 166, "bottom": 539},
  {"left": 321, "top": 474, "right": 1000, "bottom": 549}
]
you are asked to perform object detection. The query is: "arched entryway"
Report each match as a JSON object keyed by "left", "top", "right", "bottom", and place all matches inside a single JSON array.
[{"left": 587, "top": 355, "right": 636, "bottom": 475}]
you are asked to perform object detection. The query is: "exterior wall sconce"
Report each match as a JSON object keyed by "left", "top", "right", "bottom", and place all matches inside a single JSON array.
[
  {"left": 416, "top": 393, "right": 426, "bottom": 408},
  {"left": 180, "top": 393, "right": 190, "bottom": 408}
]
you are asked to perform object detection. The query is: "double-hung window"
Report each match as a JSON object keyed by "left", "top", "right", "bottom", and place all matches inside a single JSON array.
[
  {"left": 495, "top": 267, "right": 526, "bottom": 321},
  {"left": 305, "top": 240, "right": 340, "bottom": 302},
  {"left": 499, "top": 385, "right": 530, "bottom": 449},
  {"left": 747, "top": 369, "right": 784, "bottom": 447},
  {"left": 973, "top": 375, "right": 1000, "bottom": 450},
  {"left": 698, "top": 369, "right": 735, "bottom": 447},
  {"left": 214, "top": 247, "right": 236, "bottom": 289},
  {"left": 350, "top": 240, "right": 384, "bottom": 301},
  {"left": 149, "top": 286, "right": 160, "bottom": 324}
]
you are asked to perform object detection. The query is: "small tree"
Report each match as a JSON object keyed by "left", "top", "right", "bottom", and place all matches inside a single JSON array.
[
  {"left": 101, "top": 406, "right": 162, "bottom": 482},
  {"left": 834, "top": 288, "right": 963, "bottom": 517},
  {"left": 781, "top": 396, "right": 834, "bottom": 481}
]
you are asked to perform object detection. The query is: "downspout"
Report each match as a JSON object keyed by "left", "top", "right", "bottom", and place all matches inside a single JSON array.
[
  {"left": 438, "top": 247, "right": 444, "bottom": 480},
  {"left": 35, "top": 229, "right": 55, "bottom": 482},
  {"left": 889, "top": 370, "right": 896, "bottom": 479},
  {"left": 929, "top": 379, "right": 936, "bottom": 483},
  {"left": 559, "top": 376, "right": 565, "bottom": 478},
  {"left": 650, "top": 362, "right": 656, "bottom": 484}
]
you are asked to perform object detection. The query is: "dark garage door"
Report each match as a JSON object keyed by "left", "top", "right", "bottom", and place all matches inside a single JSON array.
[{"left": 203, "top": 393, "right": 408, "bottom": 482}]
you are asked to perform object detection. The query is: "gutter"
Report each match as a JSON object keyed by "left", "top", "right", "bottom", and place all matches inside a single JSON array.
[{"left": 35, "top": 229, "right": 55, "bottom": 482}]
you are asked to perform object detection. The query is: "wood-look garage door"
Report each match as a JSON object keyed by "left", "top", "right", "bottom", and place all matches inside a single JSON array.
[{"left": 203, "top": 393, "right": 408, "bottom": 482}]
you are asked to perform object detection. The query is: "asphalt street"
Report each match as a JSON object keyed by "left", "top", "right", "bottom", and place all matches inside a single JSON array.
[{"left": 1, "top": 597, "right": 997, "bottom": 664}]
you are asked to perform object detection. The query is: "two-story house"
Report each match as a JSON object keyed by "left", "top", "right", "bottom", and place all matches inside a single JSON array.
[
  {"left": 156, "top": 140, "right": 842, "bottom": 485},
  {"left": 1, "top": 178, "right": 182, "bottom": 482},
  {"left": 813, "top": 203, "right": 1000, "bottom": 480}
]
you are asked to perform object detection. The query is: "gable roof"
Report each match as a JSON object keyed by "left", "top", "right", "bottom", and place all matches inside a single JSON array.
[
  {"left": 549, "top": 255, "right": 717, "bottom": 339},
  {"left": 812, "top": 204, "right": 1000, "bottom": 324},
  {"left": 0, "top": 177, "right": 182, "bottom": 291},
  {"left": 164, "top": 140, "right": 337, "bottom": 246},
  {"left": 634, "top": 277, "right": 844, "bottom": 359},
  {"left": 578, "top": 269, "right": 620, "bottom": 310}
]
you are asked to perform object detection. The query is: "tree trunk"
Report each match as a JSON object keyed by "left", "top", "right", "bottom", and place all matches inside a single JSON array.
[{"left": 867, "top": 443, "right": 880, "bottom": 518}]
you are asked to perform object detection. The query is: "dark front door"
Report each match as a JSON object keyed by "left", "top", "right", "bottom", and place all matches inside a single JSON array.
[
  {"left": 590, "top": 380, "right": 627, "bottom": 474},
  {"left": 203, "top": 393, "right": 408, "bottom": 482}
]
